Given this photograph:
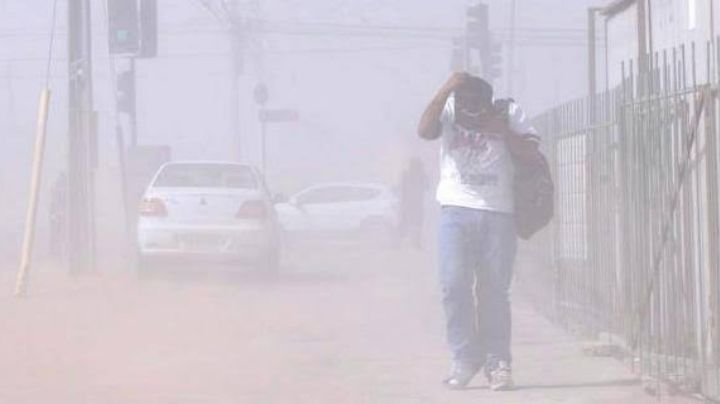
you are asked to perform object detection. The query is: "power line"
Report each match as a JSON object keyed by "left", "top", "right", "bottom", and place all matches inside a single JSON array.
[
  {"left": 255, "top": 20, "right": 594, "bottom": 35},
  {"left": 190, "top": 0, "right": 233, "bottom": 27},
  {"left": 253, "top": 19, "right": 460, "bottom": 33},
  {"left": 0, "top": 29, "right": 604, "bottom": 47},
  {"left": 0, "top": 37, "right": 596, "bottom": 65},
  {"left": 263, "top": 45, "right": 452, "bottom": 55},
  {"left": 0, "top": 21, "right": 604, "bottom": 39}
]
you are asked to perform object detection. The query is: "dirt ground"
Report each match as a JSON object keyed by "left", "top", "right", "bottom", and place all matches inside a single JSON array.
[{"left": 0, "top": 243, "right": 701, "bottom": 403}]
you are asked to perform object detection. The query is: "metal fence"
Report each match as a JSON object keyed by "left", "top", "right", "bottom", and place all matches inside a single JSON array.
[{"left": 530, "top": 40, "right": 720, "bottom": 399}]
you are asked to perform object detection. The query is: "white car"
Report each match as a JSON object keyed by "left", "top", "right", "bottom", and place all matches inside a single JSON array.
[
  {"left": 274, "top": 183, "right": 399, "bottom": 241},
  {"left": 136, "top": 161, "right": 281, "bottom": 272}
]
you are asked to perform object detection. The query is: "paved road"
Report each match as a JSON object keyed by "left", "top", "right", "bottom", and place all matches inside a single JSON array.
[{"left": 0, "top": 243, "right": 700, "bottom": 403}]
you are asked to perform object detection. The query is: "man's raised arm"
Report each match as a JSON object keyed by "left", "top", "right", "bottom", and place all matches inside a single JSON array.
[{"left": 417, "top": 72, "right": 468, "bottom": 140}]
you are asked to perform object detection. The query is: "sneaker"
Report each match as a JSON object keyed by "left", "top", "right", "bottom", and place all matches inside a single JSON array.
[
  {"left": 442, "top": 362, "right": 480, "bottom": 390},
  {"left": 487, "top": 361, "right": 514, "bottom": 391}
]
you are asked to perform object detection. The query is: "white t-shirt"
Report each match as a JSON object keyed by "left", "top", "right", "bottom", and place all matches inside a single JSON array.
[{"left": 436, "top": 94, "right": 538, "bottom": 213}]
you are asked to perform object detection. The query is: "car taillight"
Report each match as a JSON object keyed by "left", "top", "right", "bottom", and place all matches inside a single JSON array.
[
  {"left": 139, "top": 197, "right": 168, "bottom": 217},
  {"left": 236, "top": 200, "right": 268, "bottom": 220}
]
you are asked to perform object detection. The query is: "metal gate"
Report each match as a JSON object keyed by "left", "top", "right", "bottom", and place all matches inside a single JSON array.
[{"left": 529, "top": 40, "right": 720, "bottom": 399}]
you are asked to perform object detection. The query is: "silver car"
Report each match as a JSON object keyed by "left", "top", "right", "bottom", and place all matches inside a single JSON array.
[
  {"left": 136, "top": 161, "right": 281, "bottom": 272},
  {"left": 274, "top": 182, "right": 400, "bottom": 242}
]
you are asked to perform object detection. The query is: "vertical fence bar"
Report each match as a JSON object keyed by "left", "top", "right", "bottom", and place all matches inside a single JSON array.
[{"left": 714, "top": 35, "right": 720, "bottom": 398}]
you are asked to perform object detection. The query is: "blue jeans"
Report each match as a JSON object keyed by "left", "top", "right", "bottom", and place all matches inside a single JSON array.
[{"left": 438, "top": 206, "right": 517, "bottom": 368}]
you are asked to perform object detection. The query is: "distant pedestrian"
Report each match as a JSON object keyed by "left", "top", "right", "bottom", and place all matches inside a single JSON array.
[
  {"left": 49, "top": 172, "right": 67, "bottom": 259},
  {"left": 397, "top": 157, "right": 428, "bottom": 248},
  {"left": 417, "top": 72, "right": 540, "bottom": 391}
]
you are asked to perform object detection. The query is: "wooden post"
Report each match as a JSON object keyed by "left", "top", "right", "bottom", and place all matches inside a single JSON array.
[{"left": 15, "top": 89, "right": 51, "bottom": 296}]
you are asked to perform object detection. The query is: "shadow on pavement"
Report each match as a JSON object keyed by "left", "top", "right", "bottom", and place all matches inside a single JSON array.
[
  {"left": 461, "top": 378, "right": 640, "bottom": 392},
  {"left": 514, "top": 378, "right": 640, "bottom": 390}
]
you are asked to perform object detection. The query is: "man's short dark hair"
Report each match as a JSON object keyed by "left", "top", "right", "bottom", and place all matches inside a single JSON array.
[{"left": 462, "top": 76, "right": 493, "bottom": 104}]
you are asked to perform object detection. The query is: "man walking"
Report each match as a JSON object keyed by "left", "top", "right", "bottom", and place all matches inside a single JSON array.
[
  {"left": 49, "top": 172, "right": 68, "bottom": 259},
  {"left": 398, "top": 157, "right": 429, "bottom": 248},
  {"left": 417, "top": 72, "right": 538, "bottom": 391}
]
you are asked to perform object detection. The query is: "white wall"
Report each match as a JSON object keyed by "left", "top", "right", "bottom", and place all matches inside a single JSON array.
[{"left": 605, "top": 0, "right": 719, "bottom": 89}]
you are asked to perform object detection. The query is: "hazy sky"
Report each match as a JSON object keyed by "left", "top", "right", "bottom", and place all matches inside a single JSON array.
[{"left": 0, "top": 0, "right": 600, "bottom": 252}]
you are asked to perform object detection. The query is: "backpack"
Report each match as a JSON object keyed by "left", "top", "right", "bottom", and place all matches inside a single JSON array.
[{"left": 494, "top": 99, "right": 555, "bottom": 240}]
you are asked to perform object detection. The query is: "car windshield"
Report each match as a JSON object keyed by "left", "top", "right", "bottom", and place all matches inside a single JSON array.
[
  {"left": 153, "top": 164, "right": 258, "bottom": 189},
  {"left": 297, "top": 186, "right": 382, "bottom": 204}
]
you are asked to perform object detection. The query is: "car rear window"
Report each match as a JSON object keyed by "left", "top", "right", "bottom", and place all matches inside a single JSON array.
[{"left": 153, "top": 164, "right": 258, "bottom": 189}]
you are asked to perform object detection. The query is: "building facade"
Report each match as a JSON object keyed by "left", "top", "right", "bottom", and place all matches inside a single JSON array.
[{"left": 602, "top": 0, "right": 719, "bottom": 89}]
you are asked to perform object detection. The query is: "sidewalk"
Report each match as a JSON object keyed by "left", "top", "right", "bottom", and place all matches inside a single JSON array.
[
  {"left": 459, "top": 301, "right": 698, "bottom": 403},
  {"left": 328, "top": 294, "right": 700, "bottom": 404},
  {"left": 310, "top": 249, "right": 702, "bottom": 404}
]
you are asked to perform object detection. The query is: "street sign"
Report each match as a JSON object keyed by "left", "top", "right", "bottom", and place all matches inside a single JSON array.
[{"left": 258, "top": 109, "right": 299, "bottom": 123}]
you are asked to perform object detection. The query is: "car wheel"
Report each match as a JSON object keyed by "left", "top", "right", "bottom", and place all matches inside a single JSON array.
[
  {"left": 360, "top": 218, "right": 397, "bottom": 243},
  {"left": 135, "top": 254, "right": 153, "bottom": 278}
]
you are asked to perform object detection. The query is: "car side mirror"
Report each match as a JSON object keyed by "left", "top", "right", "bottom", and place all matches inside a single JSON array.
[{"left": 272, "top": 193, "right": 288, "bottom": 204}]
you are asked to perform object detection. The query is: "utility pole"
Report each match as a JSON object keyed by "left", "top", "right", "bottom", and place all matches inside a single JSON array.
[
  {"left": 647, "top": 0, "right": 654, "bottom": 69},
  {"left": 507, "top": 0, "right": 517, "bottom": 95},
  {"left": 637, "top": 0, "right": 648, "bottom": 78},
  {"left": 227, "top": 0, "right": 244, "bottom": 160},
  {"left": 712, "top": 0, "right": 716, "bottom": 43},
  {"left": 128, "top": 58, "right": 138, "bottom": 147},
  {"left": 710, "top": 0, "right": 715, "bottom": 85},
  {"left": 588, "top": 8, "right": 598, "bottom": 96},
  {"left": 231, "top": 33, "right": 243, "bottom": 161},
  {"left": 67, "top": 0, "right": 96, "bottom": 273},
  {"left": 587, "top": 7, "right": 602, "bottom": 298}
]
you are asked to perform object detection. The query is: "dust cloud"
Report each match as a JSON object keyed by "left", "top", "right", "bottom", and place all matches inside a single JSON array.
[{"left": 0, "top": 1, "right": 624, "bottom": 403}]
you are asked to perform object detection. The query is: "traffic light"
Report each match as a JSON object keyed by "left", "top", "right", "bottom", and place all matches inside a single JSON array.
[
  {"left": 108, "top": 0, "right": 157, "bottom": 57},
  {"left": 108, "top": 0, "right": 140, "bottom": 55},
  {"left": 116, "top": 70, "right": 135, "bottom": 115}
]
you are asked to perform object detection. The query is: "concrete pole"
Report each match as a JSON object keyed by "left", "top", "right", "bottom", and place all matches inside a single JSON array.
[
  {"left": 228, "top": 0, "right": 243, "bottom": 160},
  {"left": 647, "top": 0, "right": 654, "bottom": 66},
  {"left": 710, "top": 0, "right": 716, "bottom": 85},
  {"left": 129, "top": 57, "right": 138, "bottom": 147},
  {"left": 587, "top": 7, "right": 600, "bottom": 289},
  {"left": 637, "top": 0, "right": 648, "bottom": 78},
  {"left": 588, "top": 8, "right": 597, "bottom": 96},
  {"left": 507, "top": 0, "right": 517, "bottom": 95},
  {"left": 67, "top": 0, "right": 95, "bottom": 274},
  {"left": 604, "top": 17, "right": 610, "bottom": 93},
  {"left": 711, "top": 0, "right": 716, "bottom": 42},
  {"left": 231, "top": 36, "right": 242, "bottom": 160}
]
